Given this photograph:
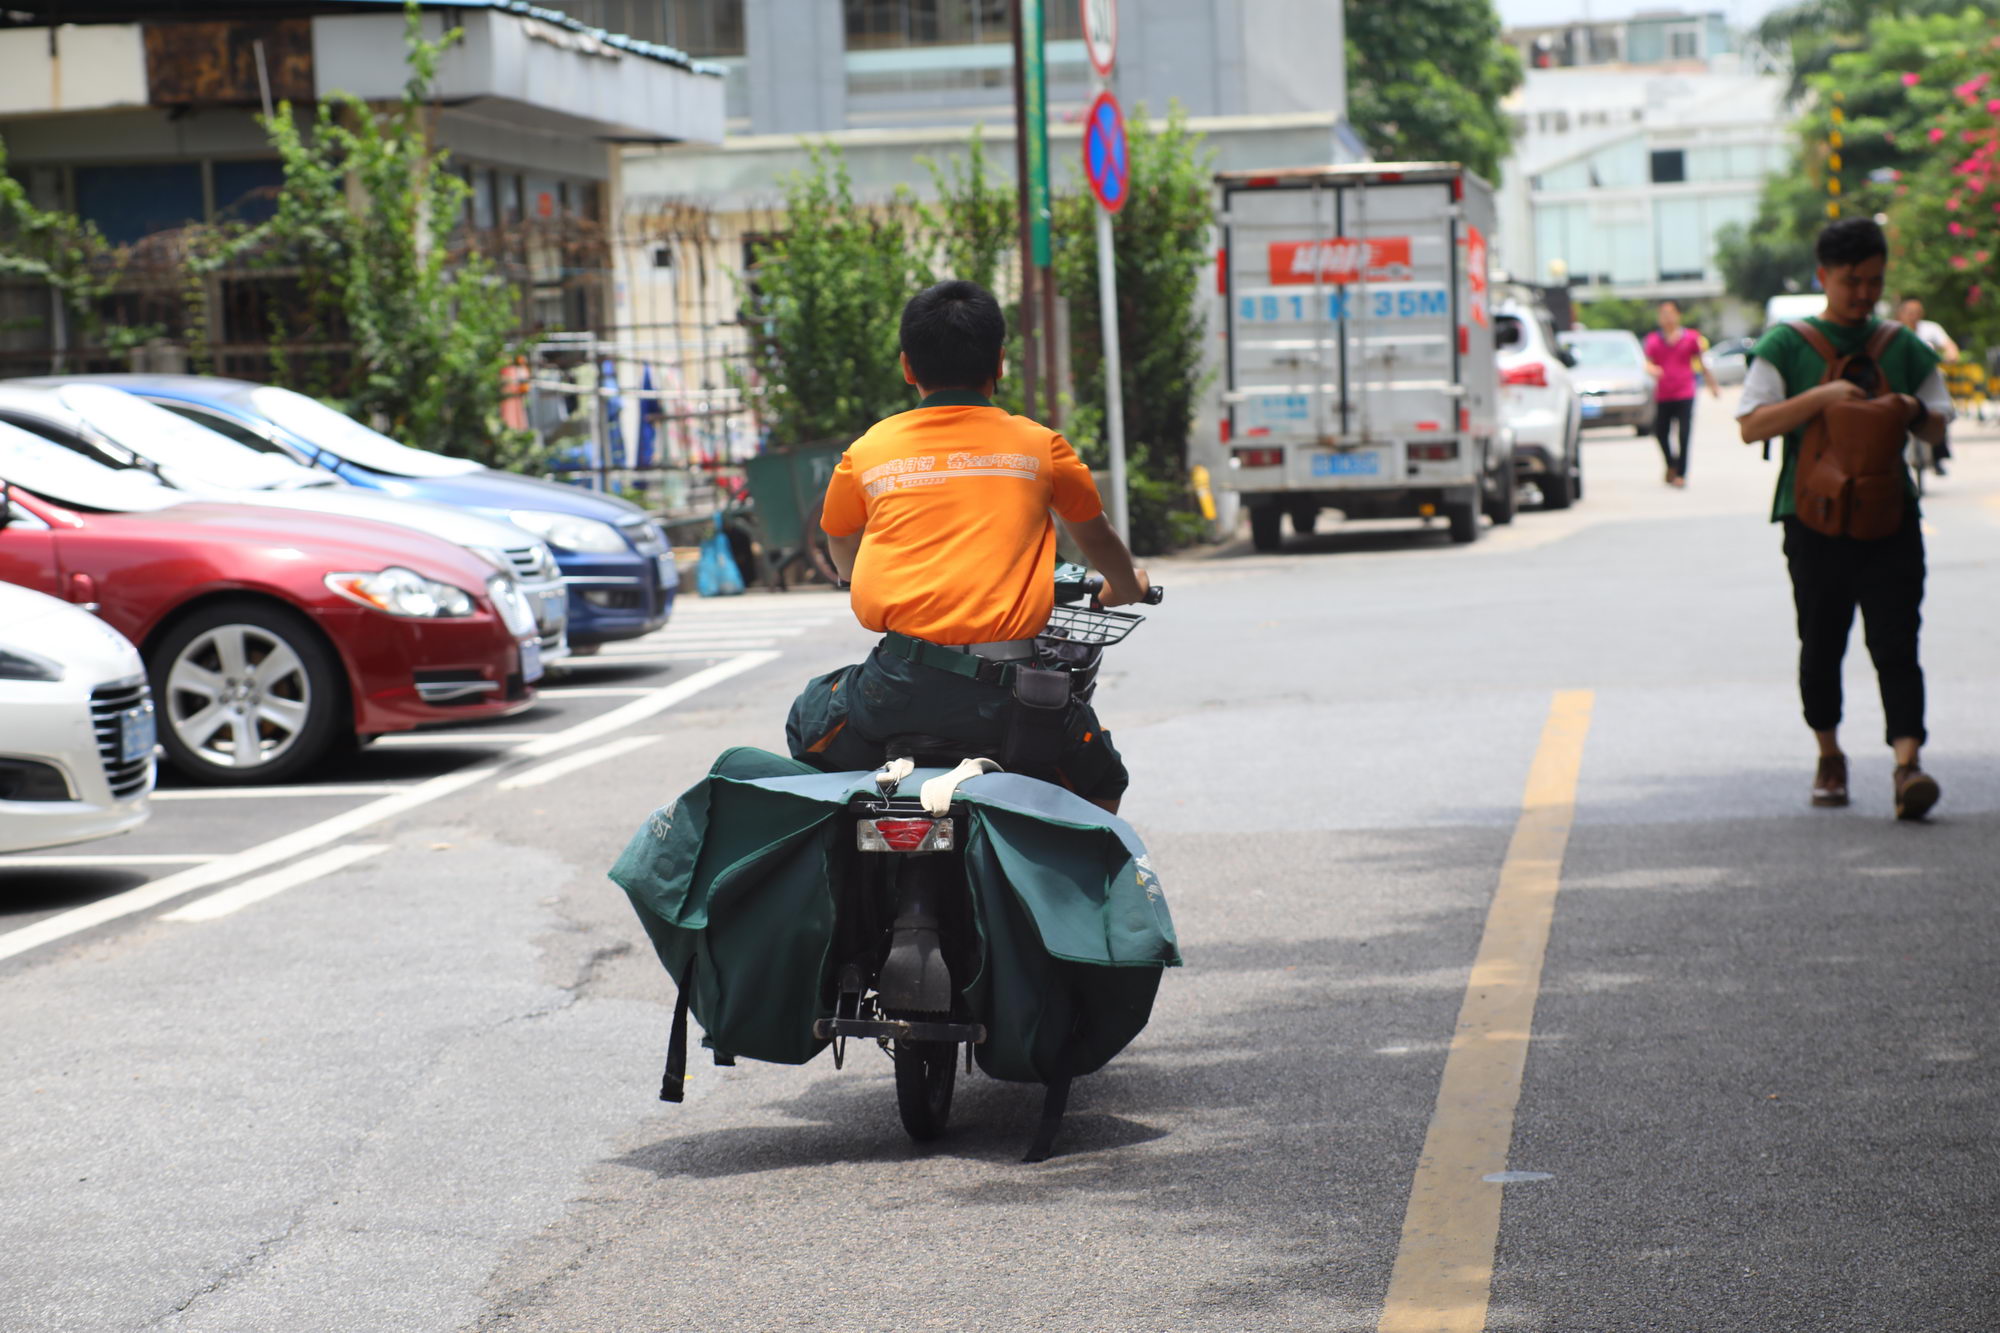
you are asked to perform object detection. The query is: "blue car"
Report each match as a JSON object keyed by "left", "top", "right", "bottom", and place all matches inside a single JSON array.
[{"left": 56, "top": 375, "right": 675, "bottom": 649}]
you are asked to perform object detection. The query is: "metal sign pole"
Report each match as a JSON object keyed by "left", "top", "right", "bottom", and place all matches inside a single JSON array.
[
  {"left": 1096, "top": 205, "right": 1129, "bottom": 543},
  {"left": 1010, "top": 0, "right": 1040, "bottom": 418}
]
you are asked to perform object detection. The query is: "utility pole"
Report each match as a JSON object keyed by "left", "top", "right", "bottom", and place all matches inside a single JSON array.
[{"left": 1010, "top": 0, "right": 1040, "bottom": 419}]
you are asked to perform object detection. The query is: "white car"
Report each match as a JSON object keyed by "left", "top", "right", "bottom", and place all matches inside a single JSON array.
[
  {"left": 1496, "top": 298, "right": 1584, "bottom": 509},
  {"left": 0, "top": 383, "right": 569, "bottom": 667},
  {"left": 0, "top": 582, "right": 154, "bottom": 854}
]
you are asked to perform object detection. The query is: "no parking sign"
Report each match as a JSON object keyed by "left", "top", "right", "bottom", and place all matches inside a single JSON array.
[{"left": 1084, "top": 90, "right": 1128, "bottom": 214}]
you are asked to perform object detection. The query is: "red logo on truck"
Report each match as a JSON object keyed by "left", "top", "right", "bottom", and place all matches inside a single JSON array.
[{"left": 1267, "top": 236, "right": 1412, "bottom": 285}]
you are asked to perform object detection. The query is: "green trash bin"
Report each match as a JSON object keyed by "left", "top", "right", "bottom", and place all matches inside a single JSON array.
[{"left": 742, "top": 437, "right": 847, "bottom": 582}]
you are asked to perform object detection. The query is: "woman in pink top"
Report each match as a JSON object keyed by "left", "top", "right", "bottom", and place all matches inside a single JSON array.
[{"left": 1643, "top": 299, "right": 1720, "bottom": 488}]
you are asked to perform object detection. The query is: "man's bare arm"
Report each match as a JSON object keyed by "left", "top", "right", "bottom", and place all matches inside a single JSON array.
[
  {"left": 1059, "top": 511, "right": 1149, "bottom": 607},
  {"left": 1739, "top": 380, "right": 1863, "bottom": 444},
  {"left": 828, "top": 530, "right": 863, "bottom": 581},
  {"left": 1901, "top": 394, "right": 1948, "bottom": 447}
]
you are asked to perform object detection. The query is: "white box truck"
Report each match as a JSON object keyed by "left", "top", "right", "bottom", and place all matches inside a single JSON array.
[{"left": 1214, "top": 163, "right": 1509, "bottom": 549}]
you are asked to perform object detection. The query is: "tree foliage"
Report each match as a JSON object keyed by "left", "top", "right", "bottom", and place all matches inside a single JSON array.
[
  {"left": 745, "top": 108, "right": 1218, "bottom": 553},
  {"left": 0, "top": 141, "right": 156, "bottom": 359},
  {"left": 735, "top": 145, "right": 931, "bottom": 444},
  {"left": 250, "top": 3, "right": 532, "bottom": 467},
  {"left": 1720, "top": 8, "right": 2000, "bottom": 349},
  {"left": 1346, "top": 0, "right": 1523, "bottom": 183}
]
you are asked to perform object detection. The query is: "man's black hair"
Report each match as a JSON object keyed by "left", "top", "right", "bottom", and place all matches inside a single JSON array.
[
  {"left": 900, "top": 280, "right": 1006, "bottom": 390},
  {"left": 1816, "top": 217, "right": 1888, "bottom": 269},
  {"left": 1658, "top": 298, "right": 1681, "bottom": 313}
]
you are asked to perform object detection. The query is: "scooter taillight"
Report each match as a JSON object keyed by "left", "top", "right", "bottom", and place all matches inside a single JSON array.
[{"left": 857, "top": 817, "right": 953, "bottom": 853}]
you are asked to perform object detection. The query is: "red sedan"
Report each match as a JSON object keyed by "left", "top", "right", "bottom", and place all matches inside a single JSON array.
[{"left": 0, "top": 426, "right": 536, "bottom": 785}]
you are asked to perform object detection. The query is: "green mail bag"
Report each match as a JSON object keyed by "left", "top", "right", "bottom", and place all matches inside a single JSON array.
[{"left": 610, "top": 746, "right": 1180, "bottom": 1084}]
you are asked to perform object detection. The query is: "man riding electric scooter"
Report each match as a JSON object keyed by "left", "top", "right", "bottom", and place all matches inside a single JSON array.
[{"left": 785, "top": 279, "right": 1149, "bottom": 813}]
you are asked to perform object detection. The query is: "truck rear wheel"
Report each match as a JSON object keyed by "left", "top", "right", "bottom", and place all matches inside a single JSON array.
[
  {"left": 1249, "top": 506, "right": 1285, "bottom": 552},
  {"left": 1447, "top": 493, "right": 1481, "bottom": 544},
  {"left": 1288, "top": 505, "right": 1318, "bottom": 536}
]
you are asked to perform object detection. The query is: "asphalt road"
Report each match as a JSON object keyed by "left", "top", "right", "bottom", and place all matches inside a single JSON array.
[{"left": 4, "top": 392, "right": 1997, "bottom": 1332}]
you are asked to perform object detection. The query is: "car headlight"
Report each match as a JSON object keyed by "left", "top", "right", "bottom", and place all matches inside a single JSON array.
[
  {"left": 505, "top": 509, "right": 628, "bottom": 554},
  {"left": 485, "top": 575, "right": 536, "bottom": 637},
  {"left": 0, "top": 646, "right": 64, "bottom": 682},
  {"left": 324, "top": 568, "right": 476, "bottom": 618}
]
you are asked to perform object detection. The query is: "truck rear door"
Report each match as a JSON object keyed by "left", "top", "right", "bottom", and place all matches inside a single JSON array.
[{"left": 1223, "top": 174, "right": 1467, "bottom": 489}]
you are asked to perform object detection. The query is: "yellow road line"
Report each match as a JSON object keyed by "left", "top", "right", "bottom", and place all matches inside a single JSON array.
[{"left": 1378, "top": 689, "right": 1595, "bottom": 1333}]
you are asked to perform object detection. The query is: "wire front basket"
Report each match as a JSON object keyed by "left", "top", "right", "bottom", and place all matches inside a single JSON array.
[{"left": 1041, "top": 602, "right": 1145, "bottom": 647}]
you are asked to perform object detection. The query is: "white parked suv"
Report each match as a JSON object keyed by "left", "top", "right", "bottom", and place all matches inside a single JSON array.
[
  {"left": 1496, "top": 296, "right": 1584, "bottom": 509},
  {"left": 0, "top": 582, "right": 154, "bottom": 854}
]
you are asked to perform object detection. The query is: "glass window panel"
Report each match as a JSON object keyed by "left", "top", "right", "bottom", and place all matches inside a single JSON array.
[
  {"left": 1654, "top": 197, "right": 1705, "bottom": 279},
  {"left": 212, "top": 158, "right": 284, "bottom": 226},
  {"left": 73, "top": 163, "right": 202, "bottom": 244},
  {"left": 1592, "top": 139, "right": 1646, "bottom": 188},
  {"left": 1650, "top": 149, "right": 1686, "bottom": 184}
]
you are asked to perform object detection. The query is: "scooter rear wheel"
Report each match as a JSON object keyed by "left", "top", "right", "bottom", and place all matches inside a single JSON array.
[{"left": 894, "top": 1039, "right": 957, "bottom": 1141}]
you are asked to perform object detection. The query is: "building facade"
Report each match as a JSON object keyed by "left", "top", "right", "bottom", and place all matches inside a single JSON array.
[
  {"left": 1492, "top": 11, "right": 1789, "bottom": 320},
  {"left": 0, "top": 2, "right": 724, "bottom": 372}
]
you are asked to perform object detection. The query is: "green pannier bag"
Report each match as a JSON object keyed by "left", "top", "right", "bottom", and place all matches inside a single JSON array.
[{"left": 610, "top": 746, "right": 1180, "bottom": 1086}]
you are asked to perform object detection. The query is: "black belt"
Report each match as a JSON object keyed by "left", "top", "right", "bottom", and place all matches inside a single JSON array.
[{"left": 881, "top": 632, "right": 1027, "bottom": 687}]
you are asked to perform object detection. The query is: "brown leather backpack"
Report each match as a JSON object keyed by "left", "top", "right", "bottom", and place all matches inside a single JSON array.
[{"left": 1788, "top": 319, "right": 1910, "bottom": 540}]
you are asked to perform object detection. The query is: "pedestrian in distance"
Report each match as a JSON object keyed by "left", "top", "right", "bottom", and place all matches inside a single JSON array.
[
  {"left": 1643, "top": 299, "right": 1719, "bottom": 488},
  {"left": 1896, "top": 296, "right": 1959, "bottom": 475},
  {"left": 784, "top": 279, "right": 1149, "bottom": 814},
  {"left": 1737, "top": 218, "right": 1954, "bottom": 819}
]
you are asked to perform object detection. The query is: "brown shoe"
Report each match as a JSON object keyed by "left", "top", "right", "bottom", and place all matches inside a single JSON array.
[
  {"left": 1894, "top": 765, "right": 1940, "bottom": 821},
  {"left": 1812, "top": 755, "right": 1849, "bottom": 807}
]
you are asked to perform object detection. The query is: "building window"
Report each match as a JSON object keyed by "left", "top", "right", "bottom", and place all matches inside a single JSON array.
[
  {"left": 1650, "top": 150, "right": 1686, "bottom": 184},
  {"left": 212, "top": 159, "right": 285, "bottom": 226},
  {"left": 73, "top": 163, "right": 204, "bottom": 245},
  {"left": 844, "top": 0, "right": 1079, "bottom": 49},
  {"left": 1668, "top": 26, "right": 1700, "bottom": 59},
  {"left": 665, "top": 0, "right": 744, "bottom": 57}
]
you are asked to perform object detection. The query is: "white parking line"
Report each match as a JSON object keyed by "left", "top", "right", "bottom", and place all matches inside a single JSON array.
[
  {"left": 162, "top": 845, "right": 386, "bottom": 923},
  {"left": 498, "top": 736, "right": 655, "bottom": 790},
  {"left": 601, "top": 634, "right": 801, "bottom": 651},
  {"left": 0, "top": 854, "right": 222, "bottom": 868},
  {"left": 0, "top": 650, "right": 778, "bottom": 966},
  {"left": 558, "top": 651, "right": 745, "bottom": 665},
  {"left": 370, "top": 731, "right": 548, "bottom": 748},
  {"left": 515, "top": 652, "right": 779, "bottom": 758},
  {"left": 151, "top": 785, "right": 415, "bottom": 801},
  {"left": 532, "top": 686, "right": 656, "bottom": 699}
]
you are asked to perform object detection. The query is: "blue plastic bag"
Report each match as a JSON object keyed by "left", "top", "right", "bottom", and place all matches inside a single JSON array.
[{"left": 696, "top": 513, "right": 745, "bottom": 597}]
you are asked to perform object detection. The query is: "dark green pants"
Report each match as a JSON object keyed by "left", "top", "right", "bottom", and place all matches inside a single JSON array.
[{"left": 785, "top": 644, "right": 1129, "bottom": 801}]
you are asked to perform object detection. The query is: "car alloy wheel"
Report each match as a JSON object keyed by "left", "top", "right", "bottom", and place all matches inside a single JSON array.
[{"left": 165, "top": 624, "right": 313, "bottom": 772}]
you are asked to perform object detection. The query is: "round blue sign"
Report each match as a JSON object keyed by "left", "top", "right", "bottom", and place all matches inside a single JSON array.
[{"left": 1084, "top": 91, "right": 1128, "bottom": 213}]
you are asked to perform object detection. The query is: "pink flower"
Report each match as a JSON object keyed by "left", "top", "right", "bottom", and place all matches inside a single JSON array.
[
  {"left": 1903, "top": 72, "right": 1922, "bottom": 87},
  {"left": 1957, "top": 72, "right": 1993, "bottom": 99},
  {"left": 1950, "top": 221, "right": 1968, "bottom": 236},
  {"left": 1952, "top": 255, "right": 1970, "bottom": 269},
  {"left": 1947, "top": 195, "right": 1961, "bottom": 210},
  {"left": 1971, "top": 284, "right": 1984, "bottom": 305},
  {"left": 1989, "top": 98, "right": 2000, "bottom": 113},
  {"left": 1930, "top": 127, "right": 1948, "bottom": 144},
  {"left": 1980, "top": 251, "right": 1993, "bottom": 264}
]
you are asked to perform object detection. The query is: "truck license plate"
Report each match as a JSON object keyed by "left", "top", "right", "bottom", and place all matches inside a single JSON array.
[
  {"left": 1311, "top": 451, "right": 1381, "bottom": 477},
  {"left": 120, "top": 704, "right": 156, "bottom": 765},
  {"left": 1580, "top": 401, "right": 1603, "bottom": 418}
]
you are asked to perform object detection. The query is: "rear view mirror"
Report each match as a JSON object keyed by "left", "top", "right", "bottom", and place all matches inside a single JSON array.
[
  {"left": 0, "top": 480, "right": 11, "bottom": 530},
  {"left": 1556, "top": 347, "right": 1578, "bottom": 368}
]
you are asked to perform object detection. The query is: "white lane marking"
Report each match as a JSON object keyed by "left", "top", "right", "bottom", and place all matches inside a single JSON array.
[
  {"left": 0, "top": 854, "right": 222, "bottom": 868},
  {"left": 370, "top": 731, "right": 549, "bottom": 748},
  {"left": 498, "top": 736, "right": 655, "bottom": 790},
  {"left": 515, "top": 652, "right": 779, "bottom": 759},
  {"left": 600, "top": 634, "right": 798, "bottom": 652},
  {"left": 562, "top": 651, "right": 748, "bottom": 665},
  {"left": 532, "top": 686, "right": 657, "bottom": 699},
  {"left": 162, "top": 845, "right": 386, "bottom": 923},
  {"left": 0, "top": 651, "right": 775, "bottom": 965},
  {"left": 151, "top": 785, "right": 415, "bottom": 802}
]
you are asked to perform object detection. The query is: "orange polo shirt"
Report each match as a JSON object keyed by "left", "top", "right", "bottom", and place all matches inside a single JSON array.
[{"left": 820, "top": 390, "right": 1104, "bottom": 644}]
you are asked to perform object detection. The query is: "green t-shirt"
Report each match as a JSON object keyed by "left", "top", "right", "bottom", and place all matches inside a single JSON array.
[{"left": 1747, "top": 316, "right": 1938, "bottom": 521}]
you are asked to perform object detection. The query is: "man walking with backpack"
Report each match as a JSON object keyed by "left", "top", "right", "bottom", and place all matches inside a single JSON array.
[{"left": 1737, "top": 219, "right": 1954, "bottom": 819}]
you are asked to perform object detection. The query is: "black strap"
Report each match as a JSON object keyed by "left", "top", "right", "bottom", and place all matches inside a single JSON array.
[
  {"left": 660, "top": 955, "right": 695, "bottom": 1103},
  {"left": 881, "top": 632, "right": 1013, "bottom": 687},
  {"left": 1022, "top": 1075, "right": 1073, "bottom": 1163}
]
